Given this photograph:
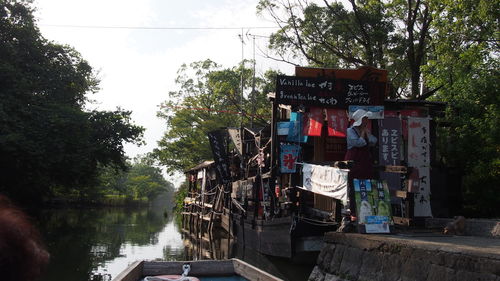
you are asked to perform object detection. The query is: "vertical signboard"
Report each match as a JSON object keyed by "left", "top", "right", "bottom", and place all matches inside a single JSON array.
[
  {"left": 407, "top": 117, "right": 432, "bottom": 217},
  {"left": 378, "top": 118, "right": 402, "bottom": 203}
]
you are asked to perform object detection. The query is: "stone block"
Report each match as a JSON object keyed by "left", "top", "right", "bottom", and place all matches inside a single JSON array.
[
  {"left": 329, "top": 244, "right": 347, "bottom": 273},
  {"left": 319, "top": 244, "right": 335, "bottom": 270},
  {"left": 379, "top": 253, "right": 403, "bottom": 281},
  {"left": 358, "top": 251, "right": 383, "bottom": 281},
  {"left": 426, "top": 264, "right": 447, "bottom": 281},
  {"left": 324, "top": 273, "right": 345, "bottom": 281},
  {"left": 338, "top": 247, "right": 364, "bottom": 278},
  {"left": 400, "top": 256, "right": 430, "bottom": 281},
  {"left": 478, "top": 258, "right": 500, "bottom": 276},
  {"left": 308, "top": 266, "right": 325, "bottom": 281},
  {"left": 454, "top": 270, "right": 499, "bottom": 281}
]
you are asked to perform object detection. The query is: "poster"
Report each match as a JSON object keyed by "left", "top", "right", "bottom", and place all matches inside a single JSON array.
[
  {"left": 303, "top": 107, "right": 323, "bottom": 136},
  {"left": 280, "top": 144, "right": 301, "bottom": 173},
  {"left": 407, "top": 117, "right": 432, "bottom": 217},
  {"left": 326, "top": 108, "right": 348, "bottom": 137},
  {"left": 354, "top": 179, "right": 392, "bottom": 233}
]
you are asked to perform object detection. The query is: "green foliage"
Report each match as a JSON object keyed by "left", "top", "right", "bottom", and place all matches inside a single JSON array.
[
  {"left": 258, "top": 0, "right": 432, "bottom": 98},
  {"left": 423, "top": 0, "right": 500, "bottom": 216},
  {"left": 97, "top": 156, "right": 175, "bottom": 202},
  {"left": 0, "top": 1, "right": 144, "bottom": 203},
  {"left": 173, "top": 181, "right": 188, "bottom": 214},
  {"left": 154, "top": 59, "right": 277, "bottom": 173}
]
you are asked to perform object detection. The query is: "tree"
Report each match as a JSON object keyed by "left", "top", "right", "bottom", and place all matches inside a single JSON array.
[
  {"left": 126, "top": 157, "right": 174, "bottom": 200},
  {"left": 98, "top": 156, "right": 174, "bottom": 201},
  {"left": 257, "top": 0, "right": 433, "bottom": 98},
  {"left": 154, "top": 59, "right": 277, "bottom": 173},
  {"left": 0, "top": 1, "right": 144, "bottom": 203},
  {"left": 423, "top": 0, "right": 499, "bottom": 216}
]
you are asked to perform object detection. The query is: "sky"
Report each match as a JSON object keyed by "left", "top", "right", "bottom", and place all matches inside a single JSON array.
[{"left": 33, "top": 0, "right": 296, "bottom": 184}]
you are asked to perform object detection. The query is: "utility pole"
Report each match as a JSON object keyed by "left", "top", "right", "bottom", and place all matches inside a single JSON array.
[
  {"left": 250, "top": 34, "right": 256, "bottom": 128},
  {"left": 239, "top": 28, "right": 245, "bottom": 128}
]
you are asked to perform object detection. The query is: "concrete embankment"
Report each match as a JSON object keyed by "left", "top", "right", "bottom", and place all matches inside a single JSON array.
[{"left": 308, "top": 232, "right": 500, "bottom": 281}]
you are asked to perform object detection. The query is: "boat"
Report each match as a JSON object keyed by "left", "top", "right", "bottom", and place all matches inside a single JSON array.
[
  {"left": 111, "top": 258, "right": 283, "bottom": 281},
  {"left": 182, "top": 66, "right": 447, "bottom": 260}
]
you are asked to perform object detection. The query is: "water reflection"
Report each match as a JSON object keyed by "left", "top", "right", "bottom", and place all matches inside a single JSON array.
[
  {"left": 37, "top": 207, "right": 185, "bottom": 281},
  {"left": 36, "top": 207, "right": 312, "bottom": 281}
]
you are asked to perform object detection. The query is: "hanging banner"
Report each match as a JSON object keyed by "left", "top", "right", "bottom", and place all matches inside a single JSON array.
[
  {"left": 378, "top": 118, "right": 402, "bottom": 166},
  {"left": 326, "top": 109, "right": 348, "bottom": 137},
  {"left": 412, "top": 167, "right": 432, "bottom": 217},
  {"left": 302, "top": 107, "right": 323, "bottom": 136},
  {"left": 287, "top": 112, "right": 308, "bottom": 143},
  {"left": 208, "top": 130, "right": 231, "bottom": 184},
  {"left": 280, "top": 144, "right": 301, "bottom": 173},
  {"left": 301, "top": 163, "right": 348, "bottom": 204},
  {"left": 407, "top": 117, "right": 432, "bottom": 217},
  {"left": 378, "top": 117, "right": 402, "bottom": 202},
  {"left": 227, "top": 127, "right": 243, "bottom": 155},
  {"left": 408, "top": 117, "right": 430, "bottom": 167}
]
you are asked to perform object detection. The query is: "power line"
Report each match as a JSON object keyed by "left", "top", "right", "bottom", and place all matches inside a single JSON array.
[{"left": 40, "top": 24, "right": 280, "bottom": 30}]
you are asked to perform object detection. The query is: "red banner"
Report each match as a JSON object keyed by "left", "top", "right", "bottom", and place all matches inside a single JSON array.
[
  {"left": 303, "top": 107, "right": 323, "bottom": 136},
  {"left": 326, "top": 109, "right": 348, "bottom": 137}
]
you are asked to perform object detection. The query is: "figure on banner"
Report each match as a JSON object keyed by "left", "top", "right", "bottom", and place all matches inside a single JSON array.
[{"left": 345, "top": 109, "right": 378, "bottom": 179}]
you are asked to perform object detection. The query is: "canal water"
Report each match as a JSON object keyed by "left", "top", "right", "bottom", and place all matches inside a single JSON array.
[{"left": 36, "top": 205, "right": 313, "bottom": 281}]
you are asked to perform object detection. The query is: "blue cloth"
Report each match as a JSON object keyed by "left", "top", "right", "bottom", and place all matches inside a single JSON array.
[{"left": 346, "top": 126, "right": 377, "bottom": 150}]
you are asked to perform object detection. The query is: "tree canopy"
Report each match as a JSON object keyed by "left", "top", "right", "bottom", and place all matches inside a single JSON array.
[
  {"left": 0, "top": 1, "right": 144, "bottom": 203},
  {"left": 154, "top": 59, "right": 278, "bottom": 173},
  {"left": 423, "top": 0, "right": 499, "bottom": 216},
  {"left": 258, "top": 0, "right": 434, "bottom": 98}
]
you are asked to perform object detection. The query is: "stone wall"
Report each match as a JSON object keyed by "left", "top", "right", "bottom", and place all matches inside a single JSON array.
[{"left": 308, "top": 232, "right": 500, "bottom": 281}]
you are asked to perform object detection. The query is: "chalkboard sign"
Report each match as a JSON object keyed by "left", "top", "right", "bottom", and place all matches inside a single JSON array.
[
  {"left": 208, "top": 130, "right": 231, "bottom": 184},
  {"left": 275, "top": 75, "right": 384, "bottom": 108}
]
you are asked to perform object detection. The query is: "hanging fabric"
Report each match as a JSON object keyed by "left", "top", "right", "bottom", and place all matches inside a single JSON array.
[
  {"left": 407, "top": 117, "right": 432, "bottom": 217},
  {"left": 280, "top": 144, "right": 301, "bottom": 173},
  {"left": 302, "top": 107, "right": 323, "bottom": 136},
  {"left": 301, "top": 163, "right": 348, "bottom": 204},
  {"left": 326, "top": 108, "right": 348, "bottom": 137},
  {"left": 287, "top": 112, "right": 308, "bottom": 143}
]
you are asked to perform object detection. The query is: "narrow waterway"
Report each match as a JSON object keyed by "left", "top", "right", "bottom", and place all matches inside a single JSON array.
[{"left": 36, "top": 205, "right": 313, "bottom": 281}]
